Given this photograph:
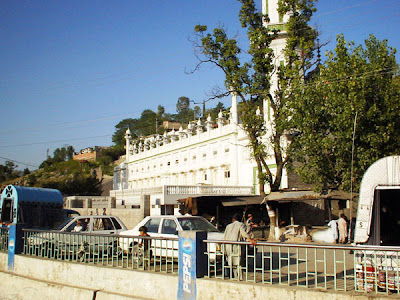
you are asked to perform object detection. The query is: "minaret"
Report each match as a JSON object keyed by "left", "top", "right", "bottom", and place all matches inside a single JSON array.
[
  {"left": 125, "top": 128, "right": 132, "bottom": 161},
  {"left": 262, "top": 0, "right": 288, "bottom": 124},
  {"left": 230, "top": 91, "right": 238, "bottom": 125}
]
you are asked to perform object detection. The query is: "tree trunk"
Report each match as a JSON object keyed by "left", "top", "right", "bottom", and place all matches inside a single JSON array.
[{"left": 255, "top": 155, "right": 279, "bottom": 241}]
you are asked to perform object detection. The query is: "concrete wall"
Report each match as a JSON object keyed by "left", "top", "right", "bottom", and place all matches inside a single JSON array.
[{"left": 0, "top": 252, "right": 391, "bottom": 300}]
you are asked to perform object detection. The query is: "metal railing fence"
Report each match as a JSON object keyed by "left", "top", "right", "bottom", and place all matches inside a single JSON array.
[
  {"left": 19, "top": 228, "right": 400, "bottom": 295},
  {"left": 22, "top": 229, "right": 179, "bottom": 274},
  {"left": 0, "top": 227, "right": 8, "bottom": 251},
  {"left": 205, "top": 240, "right": 400, "bottom": 295}
]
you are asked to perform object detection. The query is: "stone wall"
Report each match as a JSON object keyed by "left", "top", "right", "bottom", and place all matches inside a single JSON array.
[{"left": 69, "top": 195, "right": 150, "bottom": 229}]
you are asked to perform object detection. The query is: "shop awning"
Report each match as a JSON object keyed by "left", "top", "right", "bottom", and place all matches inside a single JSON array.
[
  {"left": 261, "top": 190, "right": 323, "bottom": 204},
  {"left": 220, "top": 196, "right": 263, "bottom": 207}
]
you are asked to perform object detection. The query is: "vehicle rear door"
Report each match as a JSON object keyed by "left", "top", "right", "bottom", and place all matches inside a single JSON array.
[{"left": 159, "top": 218, "right": 179, "bottom": 258}]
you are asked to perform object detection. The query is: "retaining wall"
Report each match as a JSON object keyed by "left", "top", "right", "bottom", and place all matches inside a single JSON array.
[{"left": 0, "top": 253, "right": 390, "bottom": 300}]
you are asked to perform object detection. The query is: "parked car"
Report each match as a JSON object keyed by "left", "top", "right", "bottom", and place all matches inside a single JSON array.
[
  {"left": 118, "top": 215, "right": 224, "bottom": 260},
  {"left": 26, "top": 215, "right": 127, "bottom": 260}
]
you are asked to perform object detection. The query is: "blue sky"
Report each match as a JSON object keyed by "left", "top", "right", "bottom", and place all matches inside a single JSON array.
[{"left": 1, "top": 0, "right": 399, "bottom": 170}]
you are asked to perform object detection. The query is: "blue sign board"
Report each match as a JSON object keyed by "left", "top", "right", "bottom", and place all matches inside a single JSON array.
[
  {"left": 177, "top": 231, "right": 197, "bottom": 300},
  {"left": 8, "top": 224, "right": 16, "bottom": 271}
]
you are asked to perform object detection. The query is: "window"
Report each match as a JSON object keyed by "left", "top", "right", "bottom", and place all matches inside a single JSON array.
[
  {"left": 193, "top": 155, "right": 196, "bottom": 160},
  {"left": 202, "top": 153, "right": 206, "bottom": 158},
  {"left": 93, "top": 217, "right": 114, "bottom": 231},
  {"left": 225, "top": 171, "right": 231, "bottom": 178},
  {"left": 175, "top": 160, "right": 179, "bottom": 164},
  {"left": 66, "top": 218, "right": 88, "bottom": 232},
  {"left": 110, "top": 217, "right": 122, "bottom": 230},
  {"left": 161, "top": 219, "right": 177, "bottom": 234},
  {"left": 213, "top": 150, "right": 217, "bottom": 155},
  {"left": 225, "top": 148, "right": 229, "bottom": 153},
  {"left": 204, "top": 174, "right": 207, "bottom": 181},
  {"left": 184, "top": 157, "right": 187, "bottom": 162},
  {"left": 167, "top": 162, "right": 171, "bottom": 166},
  {"left": 144, "top": 218, "right": 161, "bottom": 233}
]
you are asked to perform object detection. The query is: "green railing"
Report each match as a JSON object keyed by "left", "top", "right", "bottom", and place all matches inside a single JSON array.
[
  {"left": 20, "top": 228, "right": 400, "bottom": 295},
  {"left": 0, "top": 227, "right": 8, "bottom": 251},
  {"left": 205, "top": 240, "right": 400, "bottom": 295},
  {"left": 22, "top": 229, "right": 178, "bottom": 274}
]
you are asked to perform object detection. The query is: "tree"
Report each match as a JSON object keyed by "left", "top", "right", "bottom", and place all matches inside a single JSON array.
[
  {"left": 205, "top": 102, "right": 225, "bottom": 120},
  {"left": 289, "top": 34, "right": 400, "bottom": 192},
  {"left": 176, "top": 96, "right": 190, "bottom": 114},
  {"left": 112, "top": 118, "right": 138, "bottom": 147},
  {"left": 192, "top": 0, "right": 316, "bottom": 239},
  {"left": 134, "top": 109, "right": 157, "bottom": 137},
  {"left": 66, "top": 146, "right": 75, "bottom": 161},
  {"left": 0, "top": 161, "right": 20, "bottom": 183},
  {"left": 175, "top": 96, "right": 194, "bottom": 124}
]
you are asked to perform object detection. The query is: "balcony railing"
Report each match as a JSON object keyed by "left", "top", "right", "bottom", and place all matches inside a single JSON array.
[{"left": 165, "top": 185, "right": 254, "bottom": 196}]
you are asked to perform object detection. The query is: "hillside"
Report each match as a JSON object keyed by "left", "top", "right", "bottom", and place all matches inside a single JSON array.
[{"left": 1, "top": 159, "right": 119, "bottom": 196}]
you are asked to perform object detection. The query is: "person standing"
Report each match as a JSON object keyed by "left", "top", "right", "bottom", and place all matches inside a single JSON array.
[
  {"left": 327, "top": 219, "right": 338, "bottom": 243},
  {"left": 245, "top": 213, "right": 257, "bottom": 238},
  {"left": 224, "top": 214, "right": 256, "bottom": 280},
  {"left": 338, "top": 214, "right": 348, "bottom": 244},
  {"left": 136, "top": 226, "right": 150, "bottom": 269}
]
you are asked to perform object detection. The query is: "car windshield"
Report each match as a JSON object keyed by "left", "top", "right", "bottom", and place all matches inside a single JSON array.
[
  {"left": 178, "top": 217, "right": 219, "bottom": 232},
  {"left": 52, "top": 217, "right": 73, "bottom": 230}
]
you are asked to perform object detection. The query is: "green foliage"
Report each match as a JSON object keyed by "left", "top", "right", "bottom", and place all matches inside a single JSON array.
[
  {"left": 42, "top": 175, "right": 102, "bottom": 196},
  {"left": 0, "top": 161, "right": 21, "bottom": 183},
  {"left": 112, "top": 118, "right": 138, "bottom": 146},
  {"left": 39, "top": 146, "right": 75, "bottom": 169},
  {"left": 205, "top": 102, "right": 225, "bottom": 120},
  {"left": 289, "top": 34, "right": 400, "bottom": 192},
  {"left": 26, "top": 160, "right": 102, "bottom": 195}
]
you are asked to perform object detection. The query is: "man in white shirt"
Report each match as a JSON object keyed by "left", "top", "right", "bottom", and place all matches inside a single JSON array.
[{"left": 73, "top": 220, "right": 84, "bottom": 232}]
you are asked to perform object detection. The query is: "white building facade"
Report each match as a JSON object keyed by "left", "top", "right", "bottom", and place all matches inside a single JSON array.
[{"left": 110, "top": 0, "right": 289, "bottom": 216}]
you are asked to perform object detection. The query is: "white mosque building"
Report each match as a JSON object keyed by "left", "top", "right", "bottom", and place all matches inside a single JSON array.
[{"left": 111, "top": 0, "right": 291, "bottom": 216}]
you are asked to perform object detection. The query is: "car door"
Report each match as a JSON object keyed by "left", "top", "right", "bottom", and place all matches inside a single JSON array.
[
  {"left": 159, "top": 218, "right": 179, "bottom": 259},
  {"left": 91, "top": 216, "right": 117, "bottom": 253},
  {"left": 142, "top": 217, "right": 161, "bottom": 255}
]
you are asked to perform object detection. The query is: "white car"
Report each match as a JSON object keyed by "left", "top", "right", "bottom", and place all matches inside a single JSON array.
[
  {"left": 118, "top": 215, "right": 224, "bottom": 260},
  {"left": 26, "top": 215, "right": 127, "bottom": 259}
]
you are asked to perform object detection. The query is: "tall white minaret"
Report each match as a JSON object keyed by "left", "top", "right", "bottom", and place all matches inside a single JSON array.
[
  {"left": 262, "top": 0, "right": 288, "bottom": 125},
  {"left": 230, "top": 91, "right": 238, "bottom": 125},
  {"left": 125, "top": 128, "right": 132, "bottom": 161}
]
